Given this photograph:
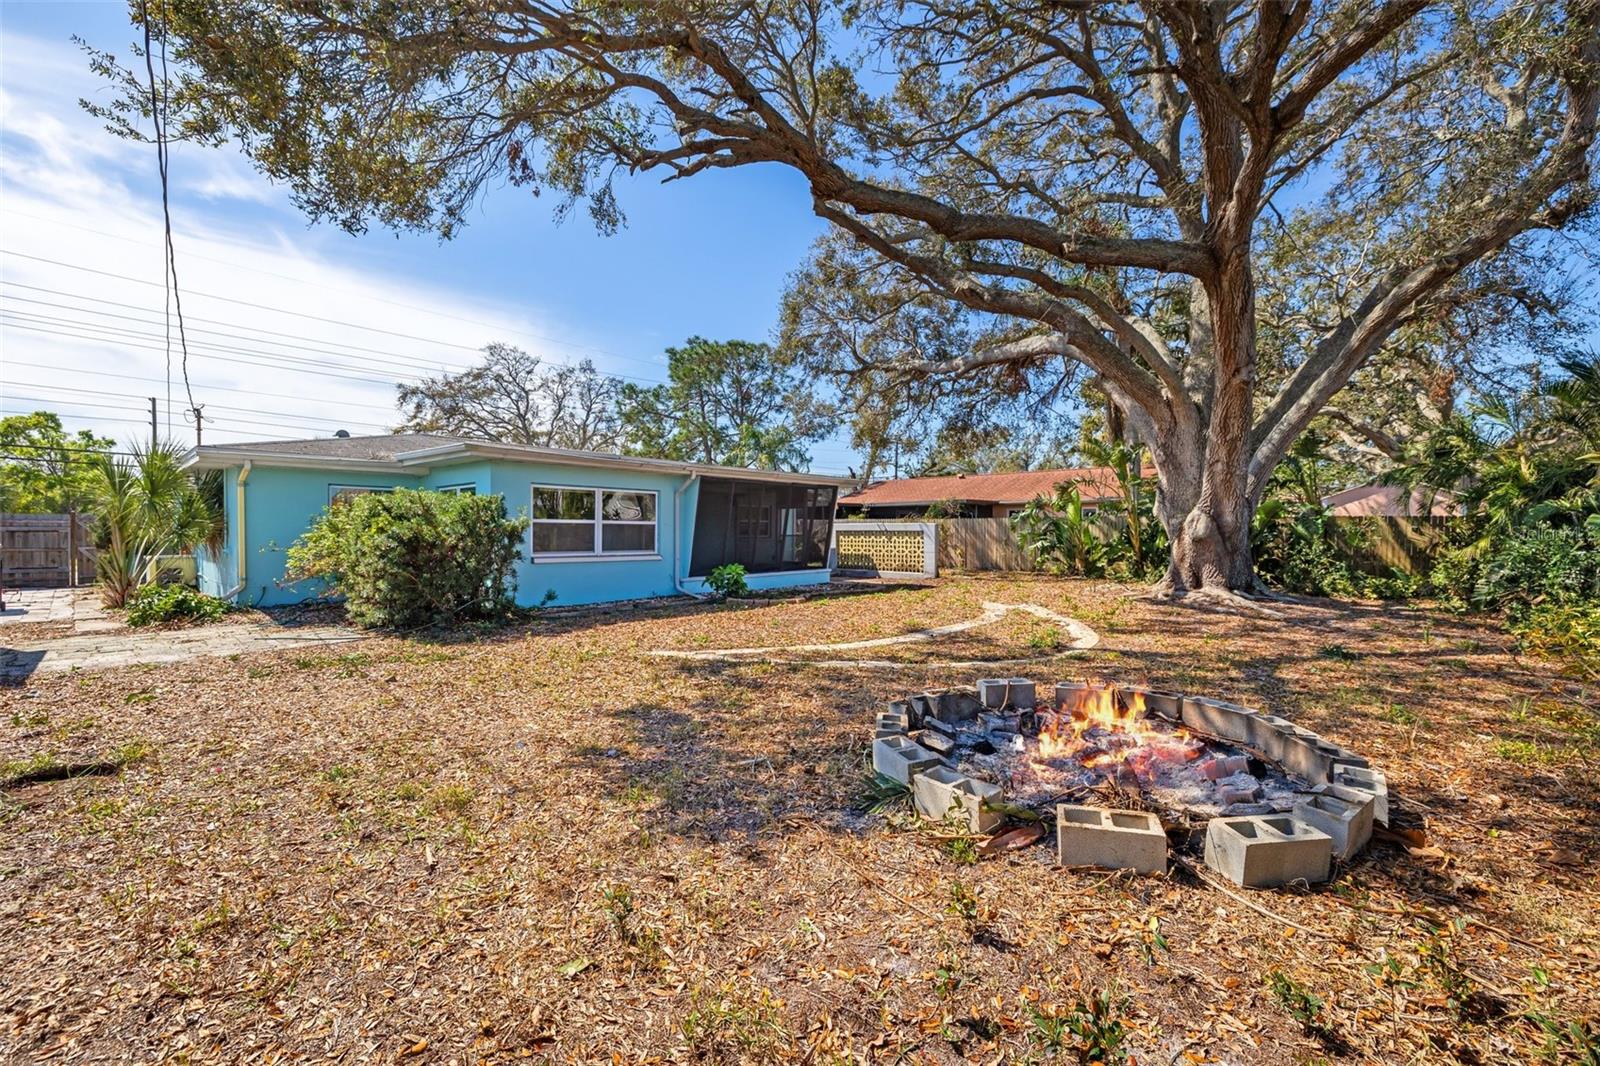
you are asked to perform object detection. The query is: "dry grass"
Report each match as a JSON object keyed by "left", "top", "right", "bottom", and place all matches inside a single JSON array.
[{"left": 1, "top": 575, "right": 1596, "bottom": 1063}]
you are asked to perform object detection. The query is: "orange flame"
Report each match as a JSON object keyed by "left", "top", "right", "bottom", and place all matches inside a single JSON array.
[{"left": 1034, "top": 683, "right": 1198, "bottom": 776}]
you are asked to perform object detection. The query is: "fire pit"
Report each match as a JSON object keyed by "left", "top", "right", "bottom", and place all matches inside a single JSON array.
[{"left": 872, "top": 679, "right": 1389, "bottom": 889}]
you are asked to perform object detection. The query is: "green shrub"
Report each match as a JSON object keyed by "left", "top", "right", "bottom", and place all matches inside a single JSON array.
[
  {"left": 1473, "top": 525, "right": 1600, "bottom": 615},
  {"left": 1511, "top": 602, "right": 1600, "bottom": 679},
  {"left": 285, "top": 489, "right": 528, "bottom": 629},
  {"left": 706, "top": 563, "right": 749, "bottom": 598},
  {"left": 1251, "top": 501, "right": 1361, "bottom": 597},
  {"left": 125, "top": 583, "right": 228, "bottom": 627}
]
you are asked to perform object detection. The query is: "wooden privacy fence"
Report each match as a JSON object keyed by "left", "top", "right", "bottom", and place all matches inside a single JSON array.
[
  {"left": 1326, "top": 516, "right": 1458, "bottom": 576},
  {"left": 1, "top": 513, "right": 97, "bottom": 588},
  {"left": 937, "top": 516, "right": 1036, "bottom": 572}
]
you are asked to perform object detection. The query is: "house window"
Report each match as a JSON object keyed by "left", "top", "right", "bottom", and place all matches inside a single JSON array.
[
  {"left": 329, "top": 485, "right": 395, "bottom": 506},
  {"left": 436, "top": 484, "right": 477, "bottom": 495},
  {"left": 531, "top": 486, "right": 657, "bottom": 557}
]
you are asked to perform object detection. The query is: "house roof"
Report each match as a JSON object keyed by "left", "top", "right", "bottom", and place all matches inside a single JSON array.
[
  {"left": 1320, "top": 484, "right": 1462, "bottom": 517},
  {"left": 203, "top": 433, "right": 465, "bottom": 460},
  {"left": 182, "top": 433, "right": 857, "bottom": 488},
  {"left": 839, "top": 466, "right": 1126, "bottom": 508}
]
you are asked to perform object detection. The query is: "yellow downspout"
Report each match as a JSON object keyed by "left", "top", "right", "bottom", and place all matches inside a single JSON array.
[{"left": 228, "top": 461, "right": 252, "bottom": 600}]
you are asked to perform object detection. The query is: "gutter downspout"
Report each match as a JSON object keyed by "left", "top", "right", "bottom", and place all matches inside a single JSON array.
[
  {"left": 673, "top": 473, "right": 705, "bottom": 598},
  {"left": 222, "top": 461, "right": 251, "bottom": 600}
]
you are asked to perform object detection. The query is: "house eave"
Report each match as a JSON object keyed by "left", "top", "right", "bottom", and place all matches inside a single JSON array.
[
  {"left": 396, "top": 442, "right": 856, "bottom": 487},
  {"left": 180, "top": 447, "right": 422, "bottom": 475},
  {"left": 181, "top": 441, "right": 856, "bottom": 488}
]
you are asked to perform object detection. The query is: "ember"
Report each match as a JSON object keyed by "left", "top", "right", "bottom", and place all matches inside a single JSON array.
[
  {"left": 873, "top": 677, "right": 1387, "bottom": 883},
  {"left": 956, "top": 680, "right": 1303, "bottom": 816}
]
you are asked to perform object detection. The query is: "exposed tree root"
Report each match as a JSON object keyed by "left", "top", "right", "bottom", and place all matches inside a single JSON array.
[{"left": 1141, "top": 583, "right": 1287, "bottom": 618}]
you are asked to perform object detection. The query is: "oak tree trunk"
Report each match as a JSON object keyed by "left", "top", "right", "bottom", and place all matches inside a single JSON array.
[{"left": 1148, "top": 258, "right": 1262, "bottom": 598}]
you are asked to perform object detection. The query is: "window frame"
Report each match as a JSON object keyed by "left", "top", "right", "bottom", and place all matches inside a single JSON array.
[
  {"left": 328, "top": 484, "right": 396, "bottom": 505},
  {"left": 435, "top": 483, "right": 478, "bottom": 495},
  {"left": 530, "top": 484, "right": 660, "bottom": 559}
]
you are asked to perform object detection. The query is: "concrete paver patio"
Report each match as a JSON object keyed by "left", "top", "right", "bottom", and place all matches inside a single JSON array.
[{"left": 0, "top": 588, "right": 360, "bottom": 680}]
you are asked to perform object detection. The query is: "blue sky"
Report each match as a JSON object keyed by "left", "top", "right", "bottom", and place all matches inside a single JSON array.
[{"left": 0, "top": 1, "right": 864, "bottom": 472}]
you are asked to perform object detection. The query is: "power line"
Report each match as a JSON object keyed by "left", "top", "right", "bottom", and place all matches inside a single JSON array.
[
  {"left": 2, "top": 302, "right": 457, "bottom": 380},
  {"left": 3, "top": 282, "right": 487, "bottom": 367},
  {"left": 138, "top": 0, "right": 196, "bottom": 432},
  {"left": 1, "top": 213, "right": 673, "bottom": 372},
  {"left": 10, "top": 382, "right": 397, "bottom": 431},
  {"left": 2, "top": 359, "right": 404, "bottom": 414},
  {"left": 1, "top": 319, "right": 416, "bottom": 387},
  {"left": 0, "top": 284, "right": 675, "bottom": 387},
  {"left": 3, "top": 250, "right": 669, "bottom": 377}
]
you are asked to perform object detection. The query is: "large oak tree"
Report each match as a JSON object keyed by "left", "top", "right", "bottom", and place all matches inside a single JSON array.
[{"left": 94, "top": 0, "right": 1600, "bottom": 599}]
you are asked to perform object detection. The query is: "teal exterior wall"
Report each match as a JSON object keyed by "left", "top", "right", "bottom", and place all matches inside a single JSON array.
[
  {"left": 203, "top": 456, "right": 829, "bottom": 609},
  {"left": 220, "top": 466, "right": 423, "bottom": 606},
  {"left": 481, "top": 459, "right": 698, "bottom": 607}
]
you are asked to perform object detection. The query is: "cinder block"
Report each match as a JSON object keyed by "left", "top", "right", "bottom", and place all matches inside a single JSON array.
[
  {"left": 1054, "top": 681, "right": 1088, "bottom": 714},
  {"left": 978, "top": 711, "right": 1021, "bottom": 734},
  {"left": 978, "top": 678, "right": 1035, "bottom": 711},
  {"left": 1295, "top": 785, "right": 1375, "bottom": 860},
  {"left": 1279, "top": 734, "right": 1367, "bottom": 784},
  {"left": 1331, "top": 765, "right": 1389, "bottom": 825},
  {"left": 911, "top": 729, "right": 955, "bottom": 757},
  {"left": 912, "top": 766, "right": 1003, "bottom": 833},
  {"left": 885, "top": 699, "right": 914, "bottom": 726},
  {"left": 871, "top": 735, "right": 943, "bottom": 786},
  {"left": 926, "top": 689, "right": 980, "bottom": 723},
  {"left": 1056, "top": 804, "right": 1168, "bottom": 874},
  {"left": 1203, "top": 815, "right": 1333, "bottom": 888},
  {"left": 880, "top": 704, "right": 910, "bottom": 730},
  {"left": 1123, "top": 686, "right": 1183, "bottom": 721},
  {"left": 1245, "top": 713, "right": 1297, "bottom": 760},
  {"left": 1181, "top": 697, "right": 1258, "bottom": 745},
  {"left": 876, "top": 712, "right": 907, "bottom": 737}
]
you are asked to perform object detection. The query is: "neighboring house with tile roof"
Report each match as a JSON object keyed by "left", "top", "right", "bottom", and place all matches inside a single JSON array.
[
  {"left": 182, "top": 434, "right": 853, "bottom": 608},
  {"left": 837, "top": 466, "right": 1127, "bottom": 519},
  {"left": 1320, "top": 484, "right": 1463, "bottom": 517}
]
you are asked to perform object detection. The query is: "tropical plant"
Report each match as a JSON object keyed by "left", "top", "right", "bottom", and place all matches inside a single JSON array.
[
  {"left": 705, "top": 563, "right": 749, "bottom": 598},
  {"left": 1078, "top": 437, "right": 1163, "bottom": 578},
  {"left": 1010, "top": 484, "right": 1106, "bottom": 577},
  {"left": 90, "top": 442, "right": 219, "bottom": 608},
  {"left": 284, "top": 488, "right": 527, "bottom": 628}
]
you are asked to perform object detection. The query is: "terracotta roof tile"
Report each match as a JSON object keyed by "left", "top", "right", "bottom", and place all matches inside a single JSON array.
[{"left": 839, "top": 466, "right": 1126, "bottom": 507}]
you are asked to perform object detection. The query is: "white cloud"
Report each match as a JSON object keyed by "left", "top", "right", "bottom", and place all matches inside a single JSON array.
[{"left": 1, "top": 30, "right": 640, "bottom": 450}]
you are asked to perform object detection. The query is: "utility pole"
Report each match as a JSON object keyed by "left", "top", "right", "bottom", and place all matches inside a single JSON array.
[
  {"left": 190, "top": 405, "right": 204, "bottom": 447},
  {"left": 892, "top": 442, "right": 900, "bottom": 479},
  {"left": 149, "top": 397, "right": 158, "bottom": 448}
]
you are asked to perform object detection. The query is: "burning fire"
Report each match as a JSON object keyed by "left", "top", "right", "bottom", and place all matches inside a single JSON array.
[{"left": 1034, "top": 683, "right": 1203, "bottom": 781}]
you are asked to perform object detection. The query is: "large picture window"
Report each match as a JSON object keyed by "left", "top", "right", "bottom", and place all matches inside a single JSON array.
[
  {"left": 531, "top": 486, "right": 658, "bottom": 557},
  {"left": 329, "top": 485, "right": 395, "bottom": 506}
]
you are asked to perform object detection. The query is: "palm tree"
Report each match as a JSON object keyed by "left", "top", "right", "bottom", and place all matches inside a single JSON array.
[{"left": 91, "top": 442, "right": 219, "bottom": 607}]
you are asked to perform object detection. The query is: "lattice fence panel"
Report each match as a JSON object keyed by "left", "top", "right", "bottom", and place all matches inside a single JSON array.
[{"left": 835, "top": 529, "right": 927, "bottom": 574}]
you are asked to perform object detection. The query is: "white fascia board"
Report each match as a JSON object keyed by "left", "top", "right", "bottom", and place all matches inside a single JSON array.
[
  {"left": 399, "top": 441, "right": 856, "bottom": 488},
  {"left": 181, "top": 448, "right": 419, "bottom": 475}
]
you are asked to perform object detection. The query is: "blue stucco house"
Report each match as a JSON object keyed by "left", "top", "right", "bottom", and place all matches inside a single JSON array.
[{"left": 181, "top": 434, "right": 852, "bottom": 608}]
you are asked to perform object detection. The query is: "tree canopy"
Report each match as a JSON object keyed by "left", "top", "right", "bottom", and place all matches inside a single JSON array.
[
  {"left": 93, "top": 0, "right": 1600, "bottom": 596},
  {"left": 0, "top": 412, "right": 115, "bottom": 513},
  {"left": 397, "top": 344, "right": 625, "bottom": 452},
  {"left": 617, "top": 337, "right": 829, "bottom": 470}
]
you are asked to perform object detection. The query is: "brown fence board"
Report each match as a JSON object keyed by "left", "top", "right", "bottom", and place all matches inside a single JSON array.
[
  {"left": 1, "top": 513, "right": 97, "bottom": 588},
  {"left": 937, "top": 517, "right": 1037, "bottom": 572},
  {"left": 1326, "top": 516, "right": 1455, "bottom": 576}
]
